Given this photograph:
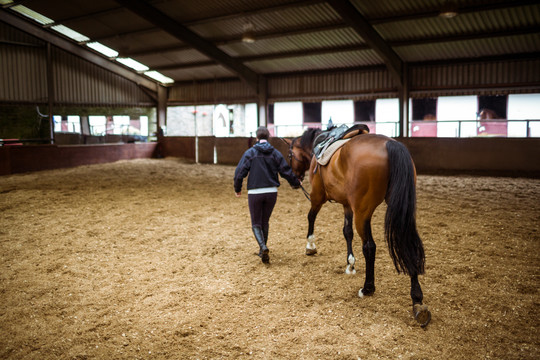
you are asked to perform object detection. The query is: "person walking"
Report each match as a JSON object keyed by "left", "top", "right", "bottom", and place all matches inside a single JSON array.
[{"left": 234, "top": 126, "right": 301, "bottom": 264}]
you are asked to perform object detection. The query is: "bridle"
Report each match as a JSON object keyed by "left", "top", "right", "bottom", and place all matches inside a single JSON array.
[
  {"left": 287, "top": 137, "right": 305, "bottom": 164},
  {"left": 284, "top": 137, "right": 312, "bottom": 201},
  {"left": 287, "top": 138, "right": 311, "bottom": 176}
]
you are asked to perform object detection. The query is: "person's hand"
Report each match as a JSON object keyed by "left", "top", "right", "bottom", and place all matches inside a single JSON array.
[{"left": 235, "top": 192, "right": 242, "bottom": 197}]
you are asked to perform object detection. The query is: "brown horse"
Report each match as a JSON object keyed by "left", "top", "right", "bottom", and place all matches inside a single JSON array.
[{"left": 287, "top": 128, "right": 431, "bottom": 327}]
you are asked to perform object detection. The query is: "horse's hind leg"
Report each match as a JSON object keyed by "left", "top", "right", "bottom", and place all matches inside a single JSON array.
[
  {"left": 356, "top": 217, "right": 376, "bottom": 297},
  {"left": 306, "top": 203, "right": 322, "bottom": 255},
  {"left": 411, "top": 274, "right": 431, "bottom": 327},
  {"left": 343, "top": 208, "right": 356, "bottom": 274}
]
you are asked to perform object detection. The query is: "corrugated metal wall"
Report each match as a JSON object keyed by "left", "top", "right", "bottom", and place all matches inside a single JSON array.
[
  {"left": 0, "top": 43, "right": 48, "bottom": 103},
  {"left": 169, "top": 67, "right": 397, "bottom": 104},
  {"left": 168, "top": 79, "right": 256, "bottom": 104},
  {"left": 410, "top": 58, "right": 540, "bottom": 97},
  {"left": 268, "top": 67, "right": 396, "bottom": 102},
  {"left": 0, "top": 22, "right": 48, "bottom": 103},
  {"left": 0, "top": 21, "right": 154, "bottom": 107},
  {"left": 168, "top": 58, "right": 539, "bottom": 104},
  {"left": 52, "top": 47, "right": 154, "bottom": 106}
]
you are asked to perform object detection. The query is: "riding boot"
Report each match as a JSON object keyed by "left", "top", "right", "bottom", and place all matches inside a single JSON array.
[
  {"left": 252, "top": 226, "right": 269, "bottom": 263},
  {"left": 262, "top": 224, "right": 269, "bottom": 245}
]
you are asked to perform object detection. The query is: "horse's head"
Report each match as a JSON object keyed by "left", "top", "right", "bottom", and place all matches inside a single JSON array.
[
  {"left": 286, "top": 128, "right": 321, "bottom": 181},
  {"left": 287, "top": 138, "right": 310, "bottom": 181}
]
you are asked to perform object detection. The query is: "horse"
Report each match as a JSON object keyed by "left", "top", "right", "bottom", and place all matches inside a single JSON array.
[
  {"left": 478, "top": 108, "right": 500, "bottom": 120},
  {"left": 287, "top": 128, "right": 431, "bottom": 327}
]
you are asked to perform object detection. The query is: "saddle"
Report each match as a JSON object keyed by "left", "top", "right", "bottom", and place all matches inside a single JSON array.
[{"left": 313, "top": 124, "right": 370, "bottom": 161}]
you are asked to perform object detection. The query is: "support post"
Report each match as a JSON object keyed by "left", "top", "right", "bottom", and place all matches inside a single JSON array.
[
  {"left": 157, "top": 85, "right": 167, "bottom": 131},
  {"left": 46, "top": 42, "right": 55, "bottom": 144},
  {"left": 399, "top": 63, "right": 410, "bottom": 138}
]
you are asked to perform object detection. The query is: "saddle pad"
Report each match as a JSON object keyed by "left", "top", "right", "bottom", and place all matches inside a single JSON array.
[{"left": 317, "top": 138, "right": 351, "bottom": 166}]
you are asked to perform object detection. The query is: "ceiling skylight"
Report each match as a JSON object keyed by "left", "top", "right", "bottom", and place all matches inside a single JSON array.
[
  {"left": 115, "top": 58, "right": 149, "bottom": 72},
  {"left": 11, "top": 5, "right": 54, "bottom": 25},
  {"left": 51, "top": 24, "right": 90, "bottom": 42},
  {"left": 86, "top": 42, "right": 119, "bottom": 58},
  {"left": 0, "top": 0, "right": 14, "bottom": 5},
  {"left": 144, "top": 71, "right": 174, "bottom": 84}
]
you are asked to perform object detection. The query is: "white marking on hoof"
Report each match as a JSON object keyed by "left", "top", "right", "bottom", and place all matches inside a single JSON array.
[
  {"left": 345, "top": 254, "right": 356, "bottom": 274},
  {"left": 358, "top": 289, "right": 364, "bottom": 298},
  {"left": 345, "top": 264, "right": 356, "bottom": 275},
  {"left": 306, "top": 235, "right": 317, "bottom": 255}
]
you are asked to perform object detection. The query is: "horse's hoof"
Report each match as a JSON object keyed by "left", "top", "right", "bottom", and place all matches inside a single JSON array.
[
  {"left": 358, "top": 287, "right": 375, "bottom": 297},
  {"left": 305, "top": 248, "right": 317, "bottom": 256},
  {"left": 345, "top": 266, "right": 356, "bottom": 275},
  {"left": 413, "top": 304, "right": 431, "bottom": 328}
]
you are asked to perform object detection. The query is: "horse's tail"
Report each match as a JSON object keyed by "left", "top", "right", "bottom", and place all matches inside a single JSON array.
[{"left": 384, "top": 140, "right": 425, "bottom": 276}]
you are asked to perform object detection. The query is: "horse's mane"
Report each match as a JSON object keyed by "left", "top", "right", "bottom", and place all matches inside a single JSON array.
[{"left": 298, "top": 128, "right": 322, "bottom": 149}]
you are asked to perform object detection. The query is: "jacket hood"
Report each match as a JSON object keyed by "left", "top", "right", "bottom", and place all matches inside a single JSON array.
[{"left": 253, "top": 141, "right": 274, "bottom": 154}]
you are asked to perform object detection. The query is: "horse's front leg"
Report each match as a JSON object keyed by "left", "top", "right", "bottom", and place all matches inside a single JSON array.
[
  {"left": 306, "top": 204, "right": 322, "bottom": 255},
  {"left": 343, "top": 208, "right": 356, "bottom": 274}
]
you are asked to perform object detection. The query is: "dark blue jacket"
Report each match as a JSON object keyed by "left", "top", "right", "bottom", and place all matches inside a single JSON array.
[{"left": 234, "top": 141, "right": 300, "bottom": 193}]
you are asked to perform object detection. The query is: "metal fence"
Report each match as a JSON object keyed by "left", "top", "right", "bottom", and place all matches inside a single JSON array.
[{"left": 268, "top": 120, "right": 540, "bottom": 138}]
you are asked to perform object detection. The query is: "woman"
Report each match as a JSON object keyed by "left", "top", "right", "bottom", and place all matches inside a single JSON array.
[{"left": 234, "top": 126, "right": 301, "bottom": 264}]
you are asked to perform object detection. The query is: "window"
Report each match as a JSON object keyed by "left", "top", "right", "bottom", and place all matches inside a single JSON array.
[
  {"left": 274, "top": 102, "right": 303, "bottom": 137},
  {"left": 437, "top": 96, "right": 477, "bottom": 137},
  {"left": 354, "top": 100, "right": 376, "bottom": 122},
  {"left": 375, "top": 98, "right": 399, "bottom": 137},
  {"left": 412, "top": 98, "right": 437, "bottom": 121},
  {"left": 89, "top": 116, "right": 106, "bottom": 135},
  {"left": 53, "top": 115, "right": 62, "bottom": 132},
  {"left": 508, "top": 94, "right": 540, "bottom": 137},
  {"left": 112, "top": 115, "right": 130, "bottom": 134},
  {"left": 67, "top": 116, "right": 81, "bottom": 133},
  {"left": 303, "top": 102, "right": 322, "bottom": 125},
  {"left": 245, "top": 103, "right": 258, "bottom": 137},
  {"left": 322, "top": 100, "right": 354, "bottom": 128},
  {"left": 140, "top": 116, "right": 149, "bottom": 136}
]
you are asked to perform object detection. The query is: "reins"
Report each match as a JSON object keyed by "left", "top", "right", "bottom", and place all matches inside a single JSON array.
[
  {"left": 280, "top": 135, "right": 335, "bottom": 204},
  {"left": 299, "top": 183, "right": 311, "bottom": 201}
]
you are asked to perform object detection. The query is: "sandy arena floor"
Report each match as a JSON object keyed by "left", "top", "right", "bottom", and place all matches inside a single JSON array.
[{"left": 0, "top": 158, "right": 538, "bottom": 359}]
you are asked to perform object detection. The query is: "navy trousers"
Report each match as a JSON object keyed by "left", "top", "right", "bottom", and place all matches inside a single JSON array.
[{"left": 248, "top": 192, "right": 277, "bottom": 228}]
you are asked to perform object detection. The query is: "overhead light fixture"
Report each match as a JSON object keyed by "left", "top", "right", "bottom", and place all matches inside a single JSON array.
[
  {"left": 115, "top": 57, "right": 149, "bottom": 72},
  {"left": 439, "top": 1, "right": 458, "bottom": 18},
  {"left": 51, "top": 24, "right": 90, "bottom": 43},
  {"left": 144, "top": 71, "right": 174, "bottom": 84},
  {"left": 242, "top": 22, "right": 255, "bottom": 43},
  {"left": 86, "top": 42, "right": 119, "bottom": 58},
  {"left": 10, "top": 4, "right": 54, "bottom": 25}
]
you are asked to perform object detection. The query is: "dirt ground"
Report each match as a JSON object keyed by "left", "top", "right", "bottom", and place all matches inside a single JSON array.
[{"left": 0, "top": 158, "right": 538, "bottom": 359}]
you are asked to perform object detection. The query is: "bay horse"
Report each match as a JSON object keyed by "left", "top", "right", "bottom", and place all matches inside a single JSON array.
[{"left": 287, "top": 128, "right": 431, "bottom": 327}]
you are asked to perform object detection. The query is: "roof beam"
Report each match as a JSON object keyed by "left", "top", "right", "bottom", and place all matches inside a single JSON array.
[
  {"left": 126, "top": 21, "right": 540, "bottom": 58},
  {"left": 0, "top": 8, "right": 158, "bottom": 92},
  {"left": 55, "top": 0, "right": 323, "bottom": 28},
  {"left": 124, "top": 22, "right": 348, "bottom": 57},
  {"left": 151, "top": 25, "right": 540, "bottom": 72},
  {"left": 113, "top": 0, "right": 260, "bottom": 92},
  {"left": 370, "top": 0, "right": 539, "bottom": 25},
  {"left": 326, "top": 0, "right": 403, "bottom": 84},
  {"left": 91, "top": 0, "right": 537, "bottom": 47},
  {"left": 153, "top": 44, "right": 371, "bottom": 71}
]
